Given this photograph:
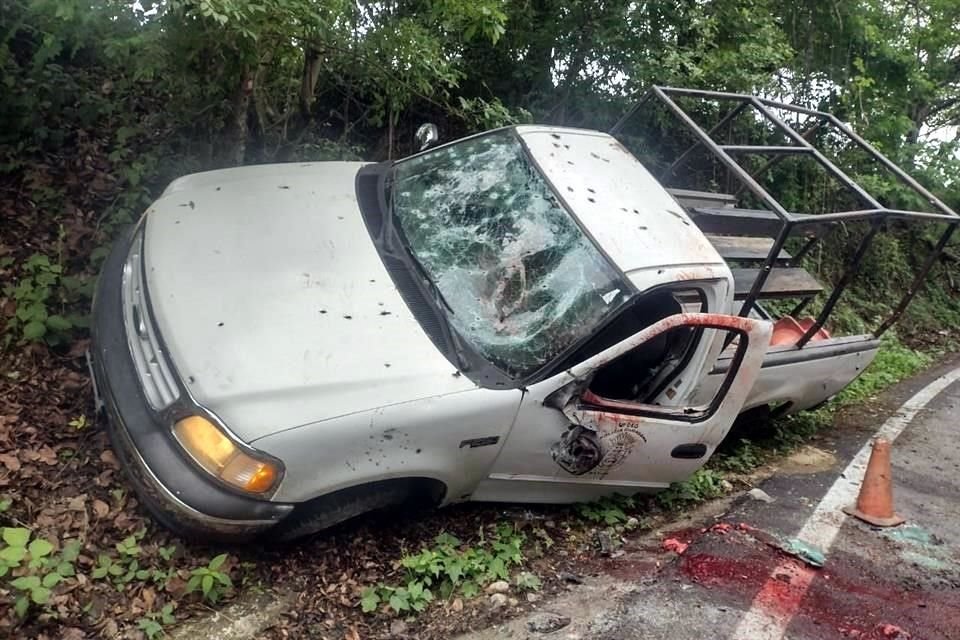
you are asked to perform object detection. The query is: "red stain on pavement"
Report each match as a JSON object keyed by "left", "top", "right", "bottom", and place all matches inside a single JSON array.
[
  {"left": 674, "top": 528, "right": 959, "bottom": 640},
  {"left": 662, "top": 538, "right": 689, "bottom": 554}
]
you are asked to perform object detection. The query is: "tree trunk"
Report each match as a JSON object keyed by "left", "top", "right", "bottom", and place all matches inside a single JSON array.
[{"left": 223, "top": 67, "right": 254, "bottom": 166}]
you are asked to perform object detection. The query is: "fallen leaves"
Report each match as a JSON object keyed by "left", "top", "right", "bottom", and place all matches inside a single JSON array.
[
  {"left": 98, "top": 449, "right": 119, "bottom": 469},
  {"left": 92, "top": 499, "right": 110, "bottom": 519},
  {"left": 0, "top": 452, "right": 20, "bottom": 471}
]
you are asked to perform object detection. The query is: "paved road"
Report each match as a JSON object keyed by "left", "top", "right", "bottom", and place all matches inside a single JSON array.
[{"left": 462, "top": 359, "right": 960, "bottom": 640}]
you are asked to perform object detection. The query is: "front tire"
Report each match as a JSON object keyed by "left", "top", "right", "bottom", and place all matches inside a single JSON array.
[{"left": 269, "top": 478, "right": 444, "bottom": 542}]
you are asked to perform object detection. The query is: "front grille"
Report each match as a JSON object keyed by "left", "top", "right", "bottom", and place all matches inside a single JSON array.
[{"left": 121, "top": 230, "right": 180, "bottom": 411}]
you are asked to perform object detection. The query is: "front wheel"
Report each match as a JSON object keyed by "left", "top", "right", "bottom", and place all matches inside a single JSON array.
[{"left": 269, "top": 478, "right": 443, "bottom": 542}]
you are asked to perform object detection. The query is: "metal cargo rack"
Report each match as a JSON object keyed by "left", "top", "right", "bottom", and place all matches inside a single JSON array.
[{"left": 611, "top": 86, "right": 960, "bottom": 347}]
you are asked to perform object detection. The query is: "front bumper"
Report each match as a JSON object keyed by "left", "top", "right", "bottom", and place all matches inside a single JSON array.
[{"left": 90, "top": 227, "right": 293, "bottom": 539}]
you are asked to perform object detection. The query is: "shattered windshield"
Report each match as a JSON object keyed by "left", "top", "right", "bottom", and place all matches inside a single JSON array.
[{"left": 391, "top": 130, "right": 630, "bottom": 378}]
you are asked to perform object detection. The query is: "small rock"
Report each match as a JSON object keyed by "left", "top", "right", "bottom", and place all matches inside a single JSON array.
[
  {"left": 625, "top": 516, "right": 641, "bottom": 530},
  {"left": 451, "top": 598, "right": 463, "bottom": 612},
  {"left": 489, "top": 593, "right": 509, "bottom": 609},
  {"left": 526, "top": 592, "right": 541, "bottom": 603},
  {"left": 594, "top": 530, "right": 616, "bottom": 555},
  {"left": 748, "top": 488, "right": 775, "bottom": 503},
  {"left": 389, "top": 620, "right": 408, "bottom": 636},
  {"left": 558, "top": 572, "right": 583, "bottom": 584},
  {"left": 485, "top": 580, "right": 510, "bottom": 594},
  {"left": 719, "top": 479, "right": 734, "bottom": 492},
  {"left": 508, "top": 597, "right": 519, "bottom": 607},
  {"left": 527, "top": 612, "right": 572, "bottom": 634}
]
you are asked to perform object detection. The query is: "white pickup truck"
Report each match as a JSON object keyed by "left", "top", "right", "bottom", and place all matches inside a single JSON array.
[{"left": 90, "top": 87, "right": 958, "bottom": 541}]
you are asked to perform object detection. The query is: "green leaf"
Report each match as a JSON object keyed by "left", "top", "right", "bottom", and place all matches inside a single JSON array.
[
  {"left": 139, "top": 618, "right": 163, "bottom": 639},
  {"left": 42, "top": 572, "right": 62, "bottom": 588},
  {"left": 61, "top": 540, "right": 82, "bottom": 562},
  {"left": 31, "top": 586, "right": 51, "bottom": 604},
  {"left": 208, "top": 553, "right": 228, "bottom": 571},
  {"left": 11, "top": 575, "right": 41, "bottom": 590},
  {"left": 45, "top": 314, "right": 72, "bottom": 332},
  {"left": 2, "top": 527, "right": 30, "bottom": 547},
  {"left": 0, "top": 546, "right": 26, "bottom": 563},
  {"left": 57, "top": 561, "right": 76, "bottom": 577},
  {"left": 460, "top": 580, "right": 479, "bottom": 598},
  {"left": 360, "top": 587, "right": 380, "bottom": 613},
  {"left": 201, "top": 574, "right": 214, "bottom": 595},
  {"left": 388, "top": 592, "right": 410, "bottom": 612},
  {"left": 186, "top": 574, "right": 201, "bottom": 593},
  {"left": 28, "top": 538, "right": 54, "bottom": 558},
  {"left": 215, "top": 572, "right": 232, "bottom": 587},
  {"left": 22, "top": 320, "right": 47, "bottom": 341},
  {"left": 15, "top": 596, "right": 28, "bottom": 617}
]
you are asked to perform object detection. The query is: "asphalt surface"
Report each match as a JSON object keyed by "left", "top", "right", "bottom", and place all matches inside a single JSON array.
[{"left": 461, "top": 358, "right": 960, "bottom": 640}]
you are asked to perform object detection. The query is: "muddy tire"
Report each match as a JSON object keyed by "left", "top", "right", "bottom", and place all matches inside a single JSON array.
[{"left": 268, "top": 478, "right": 443, "bottom": 542}]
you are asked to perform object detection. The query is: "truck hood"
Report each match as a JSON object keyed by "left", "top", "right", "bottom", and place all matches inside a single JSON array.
[{"left": 142, "top": 162, "right": 475, "bottom": 443}]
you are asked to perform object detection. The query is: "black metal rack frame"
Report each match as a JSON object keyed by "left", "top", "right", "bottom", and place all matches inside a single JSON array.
[{"left": 611, "top": 86, "right": 959, "bottom": 346}]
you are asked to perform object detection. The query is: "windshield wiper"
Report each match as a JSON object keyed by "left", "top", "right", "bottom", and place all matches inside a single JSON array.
[{"left": 383, "top": 173, "right": 469, "bottom": 371}]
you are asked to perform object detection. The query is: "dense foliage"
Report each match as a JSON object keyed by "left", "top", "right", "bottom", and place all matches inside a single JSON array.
[{"left": 3, "top": 0, "right": 960, "bottom": 347}]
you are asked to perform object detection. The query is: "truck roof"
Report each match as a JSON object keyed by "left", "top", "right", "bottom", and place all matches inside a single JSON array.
[{"left": 516, "top": 125, "right": 725, "bottom": 291}]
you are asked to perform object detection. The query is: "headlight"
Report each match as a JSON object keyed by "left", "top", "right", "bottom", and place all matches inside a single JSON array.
[{"left": 173, "top": 416, "right": 281, "bottom": 494}]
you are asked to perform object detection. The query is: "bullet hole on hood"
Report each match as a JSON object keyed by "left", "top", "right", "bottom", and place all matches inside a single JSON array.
[
  {"left": 278, "top": 185, "right": 290, "bottom": 189},
  {"left": 551, "top": 133, "right": 561, "bottom": 139},
  {"left": 587, "top": 187, "right": 596, "bottom": 193},
  {"left": 384, "top": 363, "right": 391, "bottom": 367},
  {"left": 567, "top": 186, "right": 574, "bottom": 192},
  {"left": 379, "top": 310, "right": 391, "bottom": 316},
  {"left": 217, "top": 322, "right": 224, "bottom": 327},
  {"left": 319, "top": 309, "right": 327, "bottom": 314},
  {"left": 215, "top": 187, "right": 221, "bottom": 191},
  {"left": 587, "top": 197, "right": 596, "bottom": 203},
  {"left": 188, "top": 376, "right": 196, "bottom": 384},
  {"left": 343, "top": 315, "right": 353, "bottom": 319}
]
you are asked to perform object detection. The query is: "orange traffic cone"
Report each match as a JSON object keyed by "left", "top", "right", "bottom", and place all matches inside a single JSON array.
[{"left": 843, "top": 438, "right": 905, "bottom": 527}]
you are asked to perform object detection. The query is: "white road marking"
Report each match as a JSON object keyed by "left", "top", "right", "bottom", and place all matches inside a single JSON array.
[{"left": 731, "top": 367, "right": 960, "bottom": 640}]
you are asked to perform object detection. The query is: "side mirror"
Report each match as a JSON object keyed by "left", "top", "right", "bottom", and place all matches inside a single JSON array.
[{"left": 415, "top": 123, "right": 439, "bottom": 151}]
